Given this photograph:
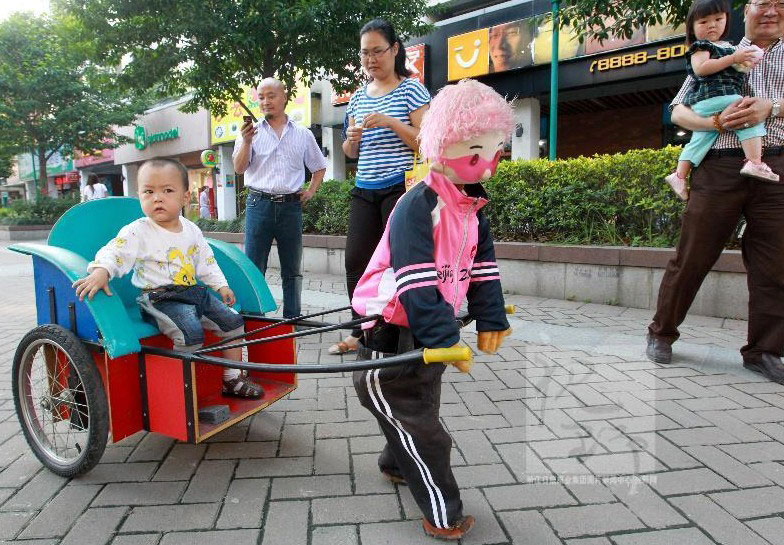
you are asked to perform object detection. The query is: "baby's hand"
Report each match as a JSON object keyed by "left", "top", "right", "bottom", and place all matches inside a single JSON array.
[
  {"left": 218, "top": 286, "right": 236, "bottom": 306},
  {"left": 734, "top": 45, "right": 764, "bottom": 69},
  {"left": 72, "top": 268, "right": 112, "bottom": 301}
]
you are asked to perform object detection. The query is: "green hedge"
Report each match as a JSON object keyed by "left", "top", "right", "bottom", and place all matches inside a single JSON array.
[
  {"left": 485, "top": 146, "right": 685, "bottom": 246},
  {"left": 0, "top": 196, "right": 80, "bottom": 225},
  {"left": 199, "top": 146, "right": 683, "bottom": 247},
  {"left": 196, "top": 180, "right": 355, "bottom": 235},
  {"left": 301, "top": 147, "right": 687, "bottom": 247},
  {"left": 197, "top": 147, "right": 689, "bottom": 247}
]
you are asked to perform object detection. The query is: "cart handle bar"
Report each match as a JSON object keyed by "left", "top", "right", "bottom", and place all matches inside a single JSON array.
[
  {"left": 142, "top": 344, "right": 471, "bottom": 374},
  {"left": 202, "top": 305, "right": 353, "bottom": 352},
  {"left": 196, "top": 304, "right": 515, "bottom": 355},
  {"left": 193, "top": 315, "right": 380, "bottom": 355}
]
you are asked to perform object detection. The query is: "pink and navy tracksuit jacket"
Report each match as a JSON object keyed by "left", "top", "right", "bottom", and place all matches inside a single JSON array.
[{"left": 352, "top": 170, "right": 509, "bottom": 348}]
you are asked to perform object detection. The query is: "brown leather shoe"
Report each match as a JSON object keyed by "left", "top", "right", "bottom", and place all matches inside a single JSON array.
[
  {"left": 646, "top": 335, "right": 672, "bottom": 364},
  {"left": 744, "top": 353, "right": 784, "bottom": 384},
  {"left": 422, "top": 515, "right": 475, "bottom": 541}
]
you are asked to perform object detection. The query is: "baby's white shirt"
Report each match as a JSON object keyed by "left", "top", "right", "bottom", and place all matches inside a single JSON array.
[{"left": 88, "top": 216, "right": 228, "bottom": 291}]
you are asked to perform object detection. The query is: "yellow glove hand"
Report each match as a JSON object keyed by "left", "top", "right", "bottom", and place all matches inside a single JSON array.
[
  {"left": 423, "top": 343, "right": 473, "bottom": 373},
  {"left": 451, "top": 358, "right": 474, "bottom": 373},
  {"left": 477, "top": 328, "right": 512, "bottom": 354}
]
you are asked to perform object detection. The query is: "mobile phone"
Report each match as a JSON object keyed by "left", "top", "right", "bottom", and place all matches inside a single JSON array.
[{"left": 243, "top": 115, "right": 253, "bottom": 126}]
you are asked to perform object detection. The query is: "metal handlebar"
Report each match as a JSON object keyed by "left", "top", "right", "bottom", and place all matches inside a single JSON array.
[{"left": 143, "top": 344, "right": 463, "bottom": 374}]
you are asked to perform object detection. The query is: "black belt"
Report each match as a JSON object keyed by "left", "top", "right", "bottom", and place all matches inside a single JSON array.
[
  {"left": 705, "top": 146, "right": 784, "bottom": 158},
  {"left": 248, "top": 188, "right": 300, "bottom": 202}
]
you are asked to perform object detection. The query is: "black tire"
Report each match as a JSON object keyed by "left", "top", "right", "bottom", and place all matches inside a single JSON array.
[{"left": 12, "top": 324, "right": 109, "bottom": 477}]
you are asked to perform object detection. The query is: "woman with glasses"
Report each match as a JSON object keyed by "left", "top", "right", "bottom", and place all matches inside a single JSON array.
[{"left": 330, "top": 19, "right": 430, "bottom": 355}]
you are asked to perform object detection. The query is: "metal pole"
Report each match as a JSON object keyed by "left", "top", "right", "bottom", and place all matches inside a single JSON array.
[{"left": 549, "top": 0, "right": 560, "bottom": 160}]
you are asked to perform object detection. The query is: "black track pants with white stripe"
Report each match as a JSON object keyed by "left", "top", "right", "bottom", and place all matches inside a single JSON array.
[{"left": 353, "top": 360, "right": 463, "bottom": 529}]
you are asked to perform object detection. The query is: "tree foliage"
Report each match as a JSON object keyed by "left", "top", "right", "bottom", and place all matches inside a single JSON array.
[
  {"left": 55, "top": 0, "right": 433, "bottom": 117},
  {"left": 0, "top": 13, "right": 150, "bottom": 188},
  {"left": 560, "top": 0, "right": 747, "bottom": 41},
  {"left": 0, "top": 153, "right": 13, "bottom": 180}
]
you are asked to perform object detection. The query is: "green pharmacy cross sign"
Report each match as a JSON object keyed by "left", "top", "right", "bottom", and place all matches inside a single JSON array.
[{"left": 134, "top": 126, "right": 180, "bottom": 150}]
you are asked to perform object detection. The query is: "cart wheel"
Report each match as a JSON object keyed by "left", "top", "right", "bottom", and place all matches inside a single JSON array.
[{"left": 12, "top": 324, "right": 109, "bottom": 477}]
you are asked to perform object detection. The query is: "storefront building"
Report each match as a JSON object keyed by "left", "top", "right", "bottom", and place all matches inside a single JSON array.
[
  {"left": 317, "top": 0, "right": 745, "bottom": 171},
  {"left": 75, "top": 148, "right": 123, "bottom": 198},
  {"left": 114, "top": 96, "right": 220, "bottom": 218},
  {"left": 15, "top": 151, "right": 80, "bottom": 200},
  {"left": 418, "top": 0, "right": 710, "bottom": 159},
  {"left": 1, "top": 161, "right": 26, "bottom": 204}
]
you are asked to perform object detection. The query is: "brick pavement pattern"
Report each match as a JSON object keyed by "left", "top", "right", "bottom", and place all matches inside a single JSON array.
[{"left": 2, "top": 240, "right": 784, "bottom": 544}]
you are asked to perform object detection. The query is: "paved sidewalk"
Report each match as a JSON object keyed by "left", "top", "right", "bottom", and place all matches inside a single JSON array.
[{"left": 3, "top": 240, "right": 784, "bottom": 545}]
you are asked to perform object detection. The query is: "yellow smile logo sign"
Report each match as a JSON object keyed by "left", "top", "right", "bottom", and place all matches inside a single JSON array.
[{"left": 447, "top": 28, "right": 489, "bottom": 81}]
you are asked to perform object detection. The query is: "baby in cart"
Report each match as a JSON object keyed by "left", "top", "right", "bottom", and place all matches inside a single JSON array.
[{"left": 73, "top": 158, "right": 263, "bottom": 398}]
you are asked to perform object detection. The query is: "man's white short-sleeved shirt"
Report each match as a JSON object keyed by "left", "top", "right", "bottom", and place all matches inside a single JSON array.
[{"left": 233, "top": 117, "right": 327, "bottom": 194}]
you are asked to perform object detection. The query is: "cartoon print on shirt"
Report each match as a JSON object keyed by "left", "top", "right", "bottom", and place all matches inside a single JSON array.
[{"left": 168, "top": 246, "right": 198, "bottom": 286}]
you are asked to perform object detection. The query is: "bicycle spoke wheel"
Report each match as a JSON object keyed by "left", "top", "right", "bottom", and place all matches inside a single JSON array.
[{"left": 13, "top": 325, "right": 108, "bottom": 477}]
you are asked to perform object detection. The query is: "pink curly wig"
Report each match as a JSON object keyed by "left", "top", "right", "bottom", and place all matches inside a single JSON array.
[{"left": 418, "top": 79, "right": 516, "bottom": 161}]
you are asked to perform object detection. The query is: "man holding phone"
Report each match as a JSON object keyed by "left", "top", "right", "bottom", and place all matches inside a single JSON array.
[{"left": 233, "top": 78, "right": 327, "bottom": 318}]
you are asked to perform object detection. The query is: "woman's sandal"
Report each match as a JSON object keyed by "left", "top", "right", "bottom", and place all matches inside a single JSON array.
[
  {"left": 222, "top": 376, "right": 264, "bottom": 399},
  {"left": 328, "top": 336, "right": 359, "bottom": 355}
]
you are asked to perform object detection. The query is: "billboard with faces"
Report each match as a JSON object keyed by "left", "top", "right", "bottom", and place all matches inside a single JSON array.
[{"left": 447, "top": 17, "right": 684, "bottom": 81}]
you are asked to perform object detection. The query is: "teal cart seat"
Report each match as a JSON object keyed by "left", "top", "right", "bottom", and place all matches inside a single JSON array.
[{"left": 11, "top": 197, "right": 275, "bottom": 359}]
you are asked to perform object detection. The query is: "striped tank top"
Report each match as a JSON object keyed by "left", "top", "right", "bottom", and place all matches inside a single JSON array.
[{"left": 346, "top": 78, "right": 431, "bottom": 189}]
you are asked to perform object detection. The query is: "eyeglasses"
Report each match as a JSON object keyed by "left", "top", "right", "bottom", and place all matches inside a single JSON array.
[
  {"left": 359, "top": 45, "right": 393, "bottom": 60},
  {"left": 750, "top": 1, "right": 784, "bottom": 10}
]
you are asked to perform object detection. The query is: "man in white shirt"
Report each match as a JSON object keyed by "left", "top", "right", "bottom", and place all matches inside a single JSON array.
[{"left": 233, "top": 78, "right": 327, "bottom": 318}]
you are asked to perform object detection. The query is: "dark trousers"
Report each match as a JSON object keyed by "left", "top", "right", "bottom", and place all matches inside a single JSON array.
[
  {"left": 649, "top": 153, "right": 784, "bottom": 362},
  {"left": 352, "top": 324, "right": 463, "bottom": 529},
  {"left": 345, "top": 184, "right": 405, "bottom": 336},
  {"left": 244, "top": 194, "right": 303, "bottom": 318}
]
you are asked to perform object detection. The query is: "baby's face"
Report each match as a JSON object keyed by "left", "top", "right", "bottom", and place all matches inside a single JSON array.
[{"left": 138, "top": 164, "right": 189, "bottom": 230}]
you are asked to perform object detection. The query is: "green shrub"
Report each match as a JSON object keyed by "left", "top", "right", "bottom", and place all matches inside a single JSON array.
[
  {"left": 301, "top": 179, "right": 353, "bottom": 235},
  {"left": 0, "top": 196, "right": 80, "bottom": 225},
  {"left": 484, "top": 146, "right": 685, "bottom": 246},
  {"left": 197, "top": 147, "right": 695, "bottom": 248},
  {"left": 196, "top": 216, "right": 246, "bottom": 233}
]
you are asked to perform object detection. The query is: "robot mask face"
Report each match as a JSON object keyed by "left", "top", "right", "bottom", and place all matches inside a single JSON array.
[{"left": 437, "top": 130, "right": 506, "bottom": 184}]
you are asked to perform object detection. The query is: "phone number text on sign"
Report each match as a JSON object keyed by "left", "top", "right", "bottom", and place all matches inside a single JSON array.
[{"left": 589, "top": 44, "right": 687, "bottom": 73}]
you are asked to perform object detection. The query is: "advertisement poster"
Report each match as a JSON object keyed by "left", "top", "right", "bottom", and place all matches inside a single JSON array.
[
  {"left": 489, "top": 19, "right": 534, "bottom": 74},
  {"left": 210, "top": 80, "right": 311, "bottom": 146},
  {"left": 447, "top": 28, "right": 490, "bottom": 81},
  {"left": 646, "top": 22, "right": 687, "bottom": 43},
  {"left": 584, "top": 20, "right": 646, "bottom": 55},
  {"left": 444, "top": 17, "right": 685, "bottom": 78},
  {"left": 17, "top": 151, "right": 74, "bottom": 182},
  {"left": 533, "top": 20, "right": 583, "bottom": 65}
]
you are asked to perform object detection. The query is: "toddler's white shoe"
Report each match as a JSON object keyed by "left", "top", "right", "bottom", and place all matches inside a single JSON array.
[
  {"left": 665, "top": 172, "right": 689, "bottom": 200},
  {"left": 740, "top": 160, "right": 780, "bottom": 182}
]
